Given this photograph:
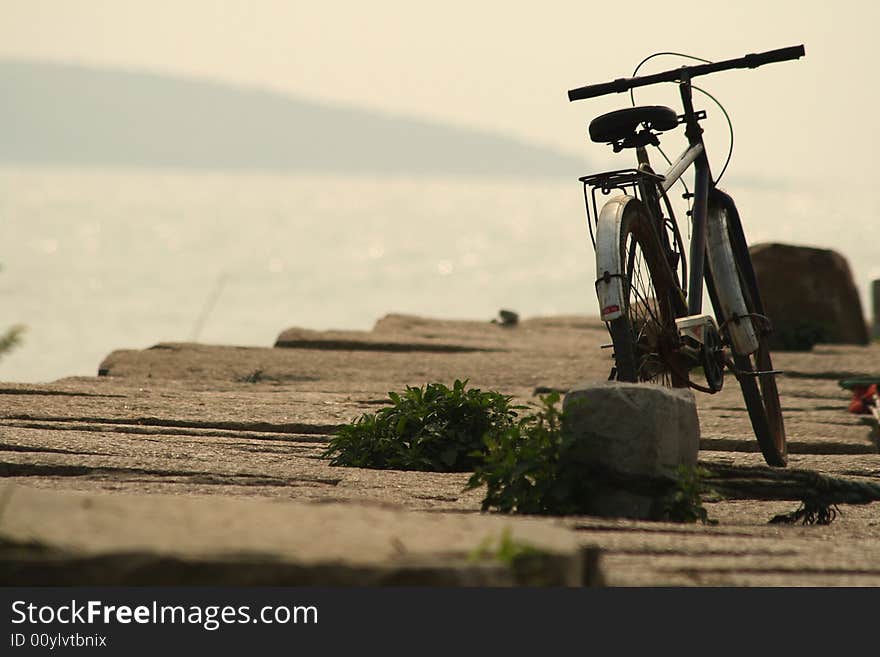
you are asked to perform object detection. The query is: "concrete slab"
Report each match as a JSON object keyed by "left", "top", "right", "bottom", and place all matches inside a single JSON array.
[{"left": 0, "top": 484, "right": 597, "bottom": 586}]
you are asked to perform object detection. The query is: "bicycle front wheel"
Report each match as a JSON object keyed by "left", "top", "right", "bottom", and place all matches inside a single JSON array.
[
  {"left": 707, "top": 191, "right": 787, "bottom": 466},
  {"left": 598, "top": 198, "right": 687, "bottom": 387}
]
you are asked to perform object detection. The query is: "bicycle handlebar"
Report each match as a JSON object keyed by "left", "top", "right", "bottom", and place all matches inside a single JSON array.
[{"left": 567, "top": 45, "right": 805, "bottom": 102}]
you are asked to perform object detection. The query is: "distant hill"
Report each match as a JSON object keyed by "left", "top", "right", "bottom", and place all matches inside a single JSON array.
[{"left": 0, "top": 60, "right": 584, "bottom": 176}]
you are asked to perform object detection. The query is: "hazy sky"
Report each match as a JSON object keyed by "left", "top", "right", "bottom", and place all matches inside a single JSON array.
[{"left": 1, "top": 1, "right": 877, "bottom": 183}]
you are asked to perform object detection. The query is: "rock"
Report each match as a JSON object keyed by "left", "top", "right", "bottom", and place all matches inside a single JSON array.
[
  {"left": 493, "top": 309, "right": 519, "bottom": 327},
  {"left": 562, "top": 382, "right": 701, "bottom": 519},
  {"left": 749, "top": 243, "right": 869, "bottom": 349},
  {"left": 563, "top": 382, "right": 700, "bottom": 477}
]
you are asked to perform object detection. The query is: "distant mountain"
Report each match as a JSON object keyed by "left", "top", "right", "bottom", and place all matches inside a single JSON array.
[{"left": 0, "top": 60, "right": 584, "bottom": 176}]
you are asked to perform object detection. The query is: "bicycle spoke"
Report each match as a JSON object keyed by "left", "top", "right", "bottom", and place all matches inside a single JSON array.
[{"left": 618, "top": 219, "right": 679, "bottom": 386}]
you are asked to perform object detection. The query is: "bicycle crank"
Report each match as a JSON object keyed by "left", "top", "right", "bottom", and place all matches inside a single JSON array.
[{"left": 676, "top": 314, "right": 725, "bottom": 392}]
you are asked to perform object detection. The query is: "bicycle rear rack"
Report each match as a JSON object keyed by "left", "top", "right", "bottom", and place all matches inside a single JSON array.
[{"left": 579, "top": 168, "right": 665, "bottom": 249}]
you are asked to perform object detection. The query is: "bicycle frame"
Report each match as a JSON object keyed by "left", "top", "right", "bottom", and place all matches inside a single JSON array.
[{"left": 649, "top": 76, "right": 711, "bottom": 317}]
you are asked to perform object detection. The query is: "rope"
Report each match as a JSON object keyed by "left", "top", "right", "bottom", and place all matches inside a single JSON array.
[
  {"left": 591, "top": 462, "right": 880, "bottom": 525},
  {"left": 699, "top": 462, "right": 880, "bottom": 525}
]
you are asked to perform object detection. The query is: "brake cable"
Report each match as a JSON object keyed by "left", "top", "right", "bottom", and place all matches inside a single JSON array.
[{"left": 629, "top": 52, "right": 736, "bottom": 187}]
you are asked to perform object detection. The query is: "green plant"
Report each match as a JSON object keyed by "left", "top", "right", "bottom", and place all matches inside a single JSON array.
[
  {"left": 0, "top": 325, "right": 24, "bottom": 358},
  {"left": 237, "top": 369, "right": 264, "bottom": 383},
  {"left": 468, "top": 527, "right": 563, "bottom": 585},
  {"left": 466, "top": 392, "right": 598, "bottom": 514},
  {"left": 657, "top": 465, "right": 715, "bottom": 524},
  {"left": 0, "top": 264, "right": 24, "bottom": 360},
  {"left": 324, "top": 379, "right": 521, "bottom": 471},
  {"left": 469, "top": 527, "right": 545, "bottom": 565}
]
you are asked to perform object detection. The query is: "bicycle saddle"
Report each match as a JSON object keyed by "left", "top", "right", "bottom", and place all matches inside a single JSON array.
[{"left": 589, "top": 105, "right": 679, "bottom": 144}]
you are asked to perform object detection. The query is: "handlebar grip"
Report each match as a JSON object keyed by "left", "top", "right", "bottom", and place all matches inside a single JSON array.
[
  {"left": 742, "top": 45, "right": 805, "bottom": 68},
  {"left": 568, "top": 77, "right": 631, "bottom": 102}
]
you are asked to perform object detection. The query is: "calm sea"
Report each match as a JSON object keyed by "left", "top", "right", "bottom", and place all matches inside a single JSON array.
[{"left": 1, "top": 166, "right": 876, "bottom": 383}]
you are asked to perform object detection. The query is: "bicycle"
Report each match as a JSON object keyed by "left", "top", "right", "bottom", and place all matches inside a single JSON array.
[{"left": 567, "top": 45, "right": 806, "bottom": 467}]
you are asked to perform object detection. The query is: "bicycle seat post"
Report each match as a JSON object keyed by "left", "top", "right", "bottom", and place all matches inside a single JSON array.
[
  {"left": 636, "top": 144, "right": 651, "bottom": 168},
  {"left": 678, "top": 73, "right": 706, "bottom": 153}
]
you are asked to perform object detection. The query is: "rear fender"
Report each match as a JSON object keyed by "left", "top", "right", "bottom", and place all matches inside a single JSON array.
[{"left": 594, "top": 195, "right": 640, "bottom": 322}]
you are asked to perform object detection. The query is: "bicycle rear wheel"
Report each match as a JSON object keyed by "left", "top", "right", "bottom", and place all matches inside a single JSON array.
[
  {"left": 708, "top": 191, "right": 787, "bottom": 466},
  {"left": 603, "top": 200, "right": 687, "bottom": 387}
]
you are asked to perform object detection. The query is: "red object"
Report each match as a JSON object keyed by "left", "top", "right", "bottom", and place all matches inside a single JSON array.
[{"left": 848, "top": 384, "right": 879, "bottom": 414}]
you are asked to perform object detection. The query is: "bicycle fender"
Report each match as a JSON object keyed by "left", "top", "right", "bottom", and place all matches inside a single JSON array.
[
  {"left": 594, "top": 195, "right": 637, "bottom": 322},
  {"left": 706, "top": 202, "right": 760, "bottom": 355}
]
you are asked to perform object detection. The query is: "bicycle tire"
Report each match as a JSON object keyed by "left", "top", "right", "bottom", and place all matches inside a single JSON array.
[
  {"left": 603, "top": 199, "right": 687, "bottom": 387},
  {"left": 708, "top": 191, "right": 787, "bottom": 466}
]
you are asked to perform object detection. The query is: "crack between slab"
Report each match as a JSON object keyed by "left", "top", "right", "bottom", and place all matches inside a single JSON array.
[
  {"left": 699, "top": 437, "right": 877, "bottom": 455},
  {"left": 1, "top": 414, "right": 340, "bottom": 436},
  {"left": 662, "top": 565, "right": 880, "bottom": 576},
  {"left": 274, "top": 339, "right": 501, "bottom": 353},
  {"left": 0, "top": 420, "right": 332, "bottom": 443},
  {"left": 0, "top": 388, "right": 127, "bottom": 399},
  {"left": 0, "top": 461, "right": 341, "bottom": 486},
  {"left": 0, "top": 442, "right": 111, "bottom": 457},
  {"left": 609, "top": 548, "right": 800, "bottom": 557}
]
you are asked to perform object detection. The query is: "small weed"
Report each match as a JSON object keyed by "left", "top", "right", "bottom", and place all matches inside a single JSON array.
[
  {"left": 467, "top": 392, "right": 599, "bottom": 515},
  {"left": 237, "top": 369, "right": 264, "bottom": 383},
  {"left": 0, "top": 324, "right": 24, "bottom": 360},
  {"left": 657, "top": 465, "right": 716, "bottom": 524},
  {"left": 324, "top": 380, "right": 521, "bottom": 472},
  {"left": 0, "top": 264, "right": 24, "bottom": 362},
  {"left": 469, "top": 527, "right": 544, "bottom": 565}
]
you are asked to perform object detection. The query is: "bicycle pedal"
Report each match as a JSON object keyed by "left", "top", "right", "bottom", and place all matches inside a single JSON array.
[{"left": 743, "top": 369, "right": 785, "bottom": 377}]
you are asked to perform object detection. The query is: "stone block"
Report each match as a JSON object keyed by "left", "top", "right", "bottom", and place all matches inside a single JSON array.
[
  {"left": 562, "top": 382, "right": 701, "bottom": 519},
  {"left": 563, "top": 382, "right": 700, "bottom": 478},
  {"left": 0, "top": 484, "right": 598, "bottom": 586}
]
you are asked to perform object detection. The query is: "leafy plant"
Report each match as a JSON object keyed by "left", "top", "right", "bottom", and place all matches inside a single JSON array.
[
  {"left": 324, "top": 379, "right": 521, "bottom": 472},
  {"left": 0, "top": 264, "right": 24, "bottom": 361},
  {"left": 657, "top": 465, "right": 715, "bottom": 524},
  {"left": 469, "top": 527, "right": 545, "bottom": 565},
  {"left": 468, "top": 527, "right": 564, "bottom": 585},
  {"left": 0, "top": 325, "right": 24, "bottom": 358},
  {"left": 466, "top": 392, "right": 599, "bottom": 515}
]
